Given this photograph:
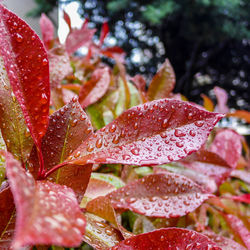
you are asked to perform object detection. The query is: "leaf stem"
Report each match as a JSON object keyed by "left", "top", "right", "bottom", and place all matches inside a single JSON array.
[
  {"left": 43, "top": 162, "right": 68, "bottom": 179},
  {"left": 36, "top": 143, "right": 45, "bottom": 179}
]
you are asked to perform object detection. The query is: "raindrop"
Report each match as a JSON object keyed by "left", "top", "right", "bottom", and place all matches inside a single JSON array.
[
  {"left": 15, "top": 33, "right": 23, "bottom": 43},
  {"left": 131, "top": 148, "right": 140, "bottom": 155},
  {"left": 189, "top": 130, "right": 196, "bottom": 137},
  {"left": 109, "top": 124, "right": 116, "bottom": 133},
  {"left": 112, "top": 135, "right": 120, "bottom": 144},
  {"left": 194, "top": 121, "right": 204, "bottom": 127},
  {"left": 176, "top": 141, "right": 184, "bottom": 148},
  {"left": 96, "top": 138, "right": 103, "bottom": 148},
  {"left": 162, "top": 119, "right": 168, "bottom": 128},
  {"left": 174, "top": 129, "right": 186, "bottom": 137},
  {"left": 42, "top": 58, "right": 48, "bottom": 66}
]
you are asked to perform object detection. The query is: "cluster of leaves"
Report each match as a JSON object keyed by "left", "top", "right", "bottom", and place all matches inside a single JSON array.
[{"left": 0, "top": 5, "right": 249, "bottom": 249}]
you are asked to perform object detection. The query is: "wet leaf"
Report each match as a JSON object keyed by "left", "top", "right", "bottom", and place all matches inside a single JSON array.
[
  {"left": 223, "top": 194, "right": 250, "bottom": 204},
  {"left": 0, "top": 186, "right": 15, "bottom": 249},
  {"left": 223, "top": 214, "right": 250, "bottom": 249},
  {"left": 91, "top": 173, "right": 125, "bottom": 189},
  {"left": 209, "top": 129, "right": 242, "bottom": 169},
  {"left": 154, "top": 164, "right": 217, "bottom": 193},
  {"left": 99, "top": 22, "right": 109, "bottom": 46},
  {"left": 5, "top": 153, "right": 86, "bottom": 248},
  {"left": 111, "top": 228, "right": 220, "bottom": 249},
  {"left": 203, "top": 230, "right": 246, "bottom": 250},
  {"left": 101, "top": 46, "right": 125, "bottom": 61},
  {"left": 79, "top": 67, "right": 110, "bottom": 108},
  {"left": 63, "top": 10, "right": 71, "bottom": 31},
  {"left": 0, "top": 57, "right": 33, "bottom": 163},
  {"left": 231, "top": 170, "right": 250, "bottom": 185},
  {"left": 214, "top": 87, "right": 229, "bottom": 113},
  {"left": 182, "top": 150, "right": 232, "bottom": 186},
  {"left": 0, "top": 5, "right": 50, "bottom": 148},
  {"left": 107, "top": 173, "right": 213, "bottom": 218},
  {"left": 65, "top": 20, "right": 96, "bottom": 55},
  {"left": 29, "top": 99, "right": 93, "bottom": 201},
  {"left": 83, "top": 213, "right": 123, "bottom": 250},
  {"left": 40, "top": 13, "right": 54, "bottom": 50},
  {"left": 147, "top": 59, "right": 175, "bottom": 101},
  {"left": 67, "top": 99, "right": 223, "bottom": 166}
]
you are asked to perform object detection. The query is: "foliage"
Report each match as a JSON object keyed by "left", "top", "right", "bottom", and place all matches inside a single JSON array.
[{"left": 0, "top": 5, "right": 250, "bottom": 249}]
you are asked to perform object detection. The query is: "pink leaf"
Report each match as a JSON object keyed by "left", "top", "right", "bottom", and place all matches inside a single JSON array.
[
  {"left": 111, "top": 228, "right": 221, "bottom": 250},
  {"left": 209, "top": 129, "right": 242, "bottom": 169},
  {"left": 5, "top": 153, "right": 86, "bottom": 248},
  {"left": 223, "top": 194, "right": 250, "bottom": 204},
  {"left": 107, "top": 173, "right": 213, "bottom": 218},
  {"left": 67, "top": 99, "right": 223, "bottom": 166},
  {"left": 214, "top": 86, "right": 229, "bottom": 113},
  {"left": 99, "top": 21, "right": 109, "bottom": 46},
  {"left": 65, "top": 20, "right": 96, "bottom": 55},
  {"left": 63, "top": 10, "right": 71, "bottom": 31},
  {"left": 0, "top": 5, "right": 50, "bottom": 162},
  {"left": 39, "top": 13, "right": 54, "bottom": 49},
  {"left": 223, "top": 214, "right": 250, "bottom": 249},
  {"left": 79, "top": 67, "right": 110, "bottom": 108},
  {"left": 231, "top": 170, "right": 250, "bottom": 185}
]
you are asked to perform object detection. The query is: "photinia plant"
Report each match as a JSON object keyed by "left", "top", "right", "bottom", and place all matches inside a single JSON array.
[{"left": 0, "top": 4, "right": 249, "bottom": 250}]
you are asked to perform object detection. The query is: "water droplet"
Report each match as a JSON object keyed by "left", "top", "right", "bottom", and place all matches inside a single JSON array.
[
  {"left": 189, "top": 130, "right": 196, "bottom": 137},
  {"left": 174, "top": 129, "right": 186, "bottom": 137},
  {"left": 71, "top": 119, "right": 78, "bottom": 127},
  {"left": 112, "top": 135, "right": 120, "bottom": 144},
  {"left": 123, "top": 154, "right": 131, "bottom": 160},
  {"left": 42, "top": 58, "right": 48, "bottom": 65},
  {"left": 105, "top": 228, "right": 113, "bottom": 236},
  {"left": 131, "top": 148, "right": 140, "bottom": 155},
  {"left": 80, "top": 114, "right": 86, "bottom": 121},
  {"left": 15, "top": 33, "right": 23, "bottom": 43},
  {"left": 96, "top": 138, "right": 102, "bottom": 148},
  {"left": 87, "top": 144, "right": 94, "bottom": 152},
  {"left": 167, "top": 155, "right": 173, "bottom": 161},
  {"left": 194, "top": 121, "right": 204, "bottom": 127},
  {"left": 134, "top": 122, "right": 138, "bottom": 130},
  {"left": 162, "top": 119, "right": 168, "bottom": 128},
  {"left": 109, "top": 124, "right": 116, "bottom": 133},
  {"left": 74, "top": 151, "right": 81, "bottom": 158},
  {"left": 40, "top": 93, "right": 48, "bottom": 104},
  {"left": 176, "top": 141, "right": 184, "bottom": 148}
]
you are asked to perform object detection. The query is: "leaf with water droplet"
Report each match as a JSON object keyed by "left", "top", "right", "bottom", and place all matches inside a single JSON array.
[
  {"left": 0, "top": 57, "right": 33, "bottom": 163},
  {"left": 39, "top": 13, "right": 54, "bottom": 50},
  {"left": 0, "top": 185, "right": 15, "bottom": 249},
  {"left": 209, "top": 129, "right": 242, "bottom": 169},
  {"left": 147, "top": 59, "right": 176, "bottom": 101},
  {"left": 5, "top": 152, "right": 86, "bottom": 248},
  {"left": 223, "top": 214, "right": 250, "bottom": 249},
  {"left": 182, "top": 150, "right": 232, "bottom": 186},
  {"left": 83, "top": 213, "right": 123, "bottom": 249},
  {"left": 111, "top": 228, "right": 220, "bottom": 249},
  {"left": 79, "top": 67, "right": 110, "bottom": 108},
  {"left": 0, "top": 5, "right": 50, "bottom": 162},
  {"left": 203, "top": 230, "right": 246, "bottom": 250},
  {"left": 66, "top": 99, "right": 223, "bottom": 166},
  {"left": 65, "top": 19, "right": 96, "bottom": 55},
  {"left": 29, "top": 99, "right": 93, "bottom": 201},
  {"left": 107, "top": 173, "right": 213, "bottom": 218}
]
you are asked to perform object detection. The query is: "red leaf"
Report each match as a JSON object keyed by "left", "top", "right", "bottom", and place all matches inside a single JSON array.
[
  {"left": 79, "top": 67, "right": 110, "bottom": 108},
  {"left": 0, "top": 5, "right": 50, "bottom": 158},
  {"left": 40, "top": 13, "right": 54, "bottom": 49},
  {"left": 67, "top": 99, "right": 223, "bottom": 166},
  {"left": 209, "top": 129, "right": 242, "bottom": 169},
  {"left": 0, "top": 186, "right": 15, "bottom": 249},
  {"left": 107, "top": 173, "right": 213, "bottom": 218},
  {"left": 29, "top": 99, "right": 93, "bottom": 201},
  {"left": 111, "top": 228, "right": 220, "bottom": 249},
  {"left": 63, "top": 10, "right": 71, "bottom": 31},
  {"left": 203, "top": 230, "right": 246, "bottom": 250},
  {"left": 99, "top": 21, "right": 109, "bottom": 46},
  {"left": 223, "top": 214, "right": 250, "bottom": 249},
  {"left": 5, "top": 153, "right": 86, "bottom": 248},
  {"left": 182, "top": 150, "right": 232, "bottom": 185},
  {"left": 147, "top": 59, "right": 176, "bottom": 100},
  {"left": 65, "top": 20, "right": 96, "bottom": 55},
  {"left": 214, "top": 86, "right": 229, "bottom": 113},
  {"left": 223, "top": 194, "right": 250, "bottom": 204},
  {"left": 101, "top": 46, "right": 125, "bottom": 61}
]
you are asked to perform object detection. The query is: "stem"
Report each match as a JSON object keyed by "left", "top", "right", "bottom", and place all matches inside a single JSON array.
[
  {"left": 36, "top": 142, "right": 45, "bottom": 179},
  {"left": 43, "top": 162, "right": 68, "bottom": 179}
]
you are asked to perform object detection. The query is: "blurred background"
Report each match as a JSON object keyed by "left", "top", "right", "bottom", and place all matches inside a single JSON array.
[{"left": 4, "top": 0, "right": 250, "bottom": 112}]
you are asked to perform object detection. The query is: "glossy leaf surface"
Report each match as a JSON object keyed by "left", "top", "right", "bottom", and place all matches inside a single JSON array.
[
  {"left": 107, "top": 173, "right": 213, "bottom": 218},
  {"left": 209, "top": 129, "right": 242, "bottom": 168},
  {"left": 0, "top": 57, "right": 33, "bottom": 162},
  {"left": 79, "top": 67, "right": 110, "bottom": 108},
  {"left": 67, "top": 99, "right": 223, "bottom": 166},
  {"left": 183, "top": 150, "right": 232, "bottom": 185},
  {"left": 0, "top": 186, "right": 15, "bottom": 248},
  {"left": 40, "top": 13, "right": 54, "bottom": 49},
  {"left": 5, "top": 153, "right": 86, "bottom": 248},
  {"left": 0, "top": 5, "right": 50, "bottom": 145},
  {"left": 111, "top": 228, "right": 220, "bottom": 250},
  {"left": 224, "top": 214, "right": 250, "bottom": 249},
  {"left": 203, "top": 230, "right": 246, "bottom": 250},
  {"left": 65, "top": 20, "right": 96, "bottom": 55},
  {"left": 84, "top": 213, "right": 123, "bottom": 250},
  {"left": 29, "top": 99, "right": 93, "bottom": 200},
  {"left": 147, "top": 59, "right": 175, "bottom": 100}
]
